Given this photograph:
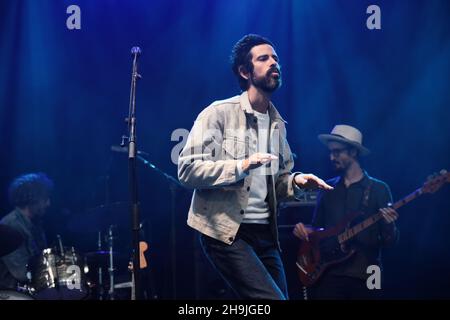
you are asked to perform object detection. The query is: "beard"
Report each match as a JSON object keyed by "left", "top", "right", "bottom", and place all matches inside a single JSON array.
[
  {"left": 251, "top": 67, "right": 282, "bottom": 93},
  {"left": 332, "top": 160, "right": 350, "bottom": 173},
  {"left": 333, "top": 162, "right": 344, "bottom": 172}
]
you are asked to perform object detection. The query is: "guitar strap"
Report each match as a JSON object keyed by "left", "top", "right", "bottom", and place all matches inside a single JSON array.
[
  {"left": 346, "top": 178, "right": 374, "bottom": 228},
  {"left": 361, "top": 178, "right": 374, "bottom": 213},
  {"left": 345, "top": 178, "right": 374, "bottom": 240}
]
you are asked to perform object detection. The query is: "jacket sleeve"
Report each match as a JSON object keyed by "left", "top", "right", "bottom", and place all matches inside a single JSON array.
[{"left": 177, "top": 107, "right": 243, "bottom": 189}]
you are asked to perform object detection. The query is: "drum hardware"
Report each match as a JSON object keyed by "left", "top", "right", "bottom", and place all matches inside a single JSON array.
[
  {"left": 55, "top": 234, "right": 64, "bottom": 291},
  {"left": 114, "top": 281, "right": 132, "bottom": 289},
  {"left": 57, "top": 234, "right": 65, "bottom": 257},
  {"left": 27, "top": 246, "right": 90, "bottom": 300},
  {"left": 302, "top": 286, "right": 308, "bottom": 300},
  {"left": 97, "top": 231, "right": 104, "bottom": 300},
  {"left": 107, "top": 225, "right": 115, "bottom": 300},
  {"left": 81, "top": 229, "right": 127, "bottom": 300},
  {"left": 0, "top": 289, "right": 34, "bottom": 300}
]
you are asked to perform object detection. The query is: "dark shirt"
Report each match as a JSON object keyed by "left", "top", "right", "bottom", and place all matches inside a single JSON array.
[
  {"left": 0, "top": 209, "right": 47, "bottom": 289},
  {"left": 312, "top": 171, "right": 398, "bottom": 279}
]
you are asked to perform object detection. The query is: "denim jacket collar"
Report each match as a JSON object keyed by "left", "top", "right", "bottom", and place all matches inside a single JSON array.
[{"left": 239, "top": 91, "right": 287, "bottom": 124}]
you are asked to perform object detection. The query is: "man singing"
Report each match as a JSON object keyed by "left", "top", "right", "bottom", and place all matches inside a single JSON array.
[{"left": 178, "top": 34, "right": 332, "bottom": 299}]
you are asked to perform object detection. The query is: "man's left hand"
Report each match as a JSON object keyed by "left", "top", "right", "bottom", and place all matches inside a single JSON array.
[
  {"left": 294, "top": 173, "right": 334, "bottom": 190},
  {"left": 380, "top": 207, "right": 399, "bottom": 224}
]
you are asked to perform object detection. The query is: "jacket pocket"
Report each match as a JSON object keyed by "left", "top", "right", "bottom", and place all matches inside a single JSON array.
[{"left": 222, "top": 136, "right": 246, "bottom": 160}]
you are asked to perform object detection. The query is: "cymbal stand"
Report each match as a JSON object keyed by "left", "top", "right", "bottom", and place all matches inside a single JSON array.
[
  {"left": 107, "top": 225, "right": 115, "bottom": 300},
  {"left": 98, "top": 231, "right": 104, "bottom": 300}
]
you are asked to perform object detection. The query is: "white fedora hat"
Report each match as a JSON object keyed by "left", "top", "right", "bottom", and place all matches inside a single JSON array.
[{"left": 318, "top": 124, "right": 370, "bottom": 156}]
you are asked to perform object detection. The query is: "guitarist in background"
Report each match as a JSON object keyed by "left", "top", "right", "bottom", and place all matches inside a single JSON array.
[{"left": 293, "top": 125, "right": 399, "bottom": 299}]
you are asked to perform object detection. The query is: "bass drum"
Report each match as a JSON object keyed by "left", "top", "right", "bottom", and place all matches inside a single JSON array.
[
  {"left": 27, "top": 247, "right": 90, "bottom": 300},
  {"left": 0, "top": 290, "right": 34, "bottom": 300}
]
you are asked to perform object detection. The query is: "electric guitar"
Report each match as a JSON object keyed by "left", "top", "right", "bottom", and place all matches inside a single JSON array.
[{"left": 296, "top": 170, "right": 450, "bottom": 287}]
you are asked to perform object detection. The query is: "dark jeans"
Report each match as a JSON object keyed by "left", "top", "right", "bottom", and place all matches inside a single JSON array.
[
  {"left": 200, "top": 223, "right": 288, "bottom": 300},
  {"left": 308, "top": 273, "right": 381, "bottom": 300}
]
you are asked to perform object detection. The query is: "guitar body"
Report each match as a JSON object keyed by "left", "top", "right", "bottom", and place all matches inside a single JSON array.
[
  {"left": 296, "top": 211, "right": 360, "bottom": 287},
  {"left": 296, "top": 230, "right": 355, "bottom": 287}
]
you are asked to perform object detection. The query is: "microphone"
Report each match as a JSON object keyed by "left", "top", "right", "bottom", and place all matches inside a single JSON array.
[
  {"left": 111, "top": 145, "right": 148, "bottom": 156},
  {"left": 130, "top": 46, "right": 142, "bottom": 80},
  {"left": 131, "top": 46, "right": 141, "bottom": 57}
]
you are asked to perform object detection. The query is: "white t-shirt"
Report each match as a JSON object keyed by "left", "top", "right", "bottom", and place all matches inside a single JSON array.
[{"left": 242, "top": 110, "right": 271, "bottom": 224}]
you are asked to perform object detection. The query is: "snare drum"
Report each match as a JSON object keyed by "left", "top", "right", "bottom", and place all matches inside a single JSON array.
[{"left": 27, "top": 247, "right": 89, "bottom": 300}]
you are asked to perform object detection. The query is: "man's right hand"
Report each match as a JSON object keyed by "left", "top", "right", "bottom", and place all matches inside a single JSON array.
[
  {"left": 293, "top": 223, "right": 314, "bottom": 241},
  {"left": 241, "top": 153, "right": 278, "bottom": 173}
]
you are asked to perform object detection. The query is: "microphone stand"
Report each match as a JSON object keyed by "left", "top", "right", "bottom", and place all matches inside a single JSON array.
[
  {"left": 111, "top": 147, "right": 182, "bottom": 299},
  {"left": 134, "top": 154, "right": 182, "bottom": 299},
  {"left": 123, "top": 46, "right": 143, "bottom": 300}
]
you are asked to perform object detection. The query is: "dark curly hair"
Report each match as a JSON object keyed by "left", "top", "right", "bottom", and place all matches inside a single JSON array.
[
  {"left": 230, "top": 34, "right": 275, "bottom": 91},
  {"left": 8, "top": 173, "right": 54, "bottom": 208}
]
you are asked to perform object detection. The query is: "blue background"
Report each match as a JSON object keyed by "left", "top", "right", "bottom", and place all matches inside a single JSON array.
[{"left": 1, "top": 0, "right": 449, "bottom": 299}]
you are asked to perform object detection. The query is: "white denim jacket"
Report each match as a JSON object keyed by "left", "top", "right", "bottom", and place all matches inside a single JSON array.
[{"left": 178, "top": 91, "right": 304, "bottom": 248}]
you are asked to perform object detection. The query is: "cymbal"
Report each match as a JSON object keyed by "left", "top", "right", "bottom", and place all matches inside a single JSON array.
[
  {"left": 0, "top": 224, "right": 24, "bottom": 257},
  {"left": 67, "top": 202, "right": 130, "bottom": 233}
]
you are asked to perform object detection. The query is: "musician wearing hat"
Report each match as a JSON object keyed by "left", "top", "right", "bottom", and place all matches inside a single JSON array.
[
  {"left": 293, "top": 125, "right": 399, "bottom": 299},
  {"left": 0, "top": 173, "right": 52, "bottom": 290}
]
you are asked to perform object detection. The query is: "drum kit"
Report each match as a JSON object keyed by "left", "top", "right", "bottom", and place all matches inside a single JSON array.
[{"left": 0, "top": 203, "right": 135, "bottom": 300}]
